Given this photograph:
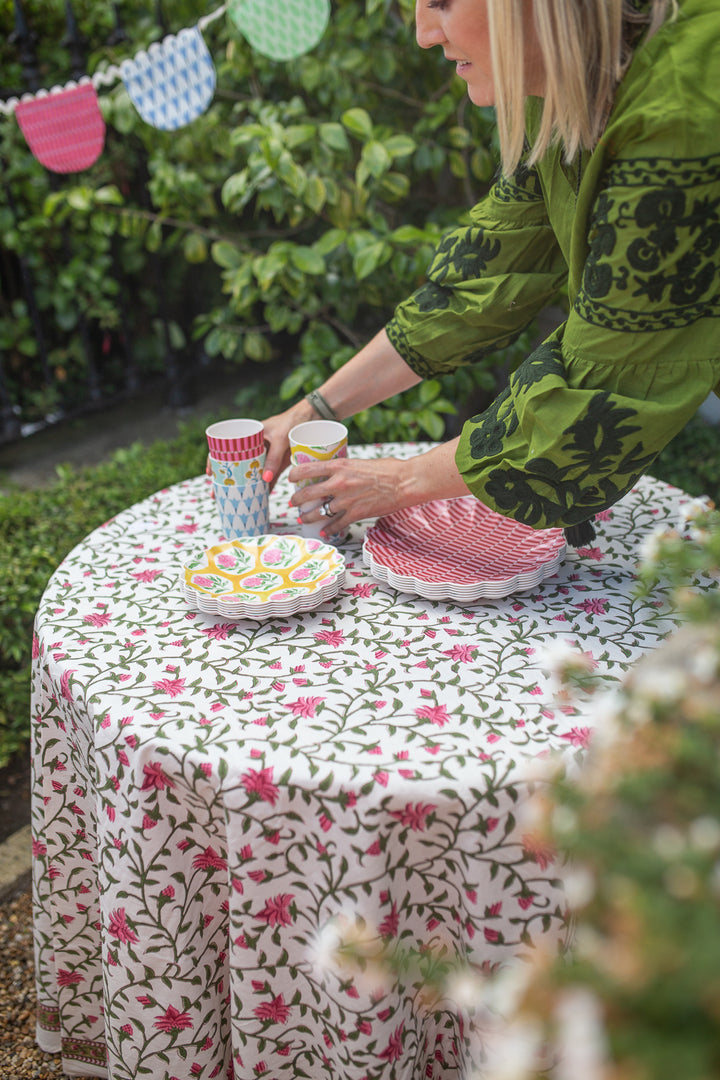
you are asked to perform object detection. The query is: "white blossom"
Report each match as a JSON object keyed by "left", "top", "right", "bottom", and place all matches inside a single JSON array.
[
  {"left": 638, "top": 524, "right": 675, "bottom": 565},
  {"left": 552, "top": 989, "right": 608, "bottom": 1080},
  {"left": 652, "top": 824, "right": 686, "bottom": 860},
  {"left": 689, "top": 816, "right": 720, "bottom": 852}
]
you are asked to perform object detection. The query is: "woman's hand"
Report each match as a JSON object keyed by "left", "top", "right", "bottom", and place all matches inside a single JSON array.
[{"left": 289, "top": 438, "right": 471, "bottom": 536}]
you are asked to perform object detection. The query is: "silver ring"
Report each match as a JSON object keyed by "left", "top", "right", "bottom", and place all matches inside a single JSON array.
[{"left": 319, "top": 498, "right": 335, "bottom": 518}]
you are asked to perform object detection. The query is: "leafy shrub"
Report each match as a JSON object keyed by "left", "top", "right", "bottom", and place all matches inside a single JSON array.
[
  {"left": 0, "top": 0, "right": 508, "bottom": 441},
  {"left": 0, "top": 418, "right": 209, "bottom": 767}
]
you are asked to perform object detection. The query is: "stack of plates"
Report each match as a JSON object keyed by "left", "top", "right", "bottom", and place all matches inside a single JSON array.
[
  {"left": 181, "top": 534, "right": 346, "bottom": 620},
  {"left": 362, "top": 497, "right": 566, "bottom": 601}
]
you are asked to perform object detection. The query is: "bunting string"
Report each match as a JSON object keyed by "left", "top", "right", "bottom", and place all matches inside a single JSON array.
[{"left": 0, "top": 0, "right": 331, "bottom": 173}]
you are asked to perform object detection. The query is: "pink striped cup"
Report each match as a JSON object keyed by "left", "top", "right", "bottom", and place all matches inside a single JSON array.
[{"left": 206, "top": 419, "right": 265, "bottom": 457}]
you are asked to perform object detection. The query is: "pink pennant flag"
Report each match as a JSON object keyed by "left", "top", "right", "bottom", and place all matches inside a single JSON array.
[{"left": 15, "top": 82, "right": 105, "bottom": 174}]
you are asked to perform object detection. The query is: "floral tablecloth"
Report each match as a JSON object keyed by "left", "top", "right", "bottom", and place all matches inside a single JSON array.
[{"left": 31, "top": 443, "right": 696, "bottom": 1080}]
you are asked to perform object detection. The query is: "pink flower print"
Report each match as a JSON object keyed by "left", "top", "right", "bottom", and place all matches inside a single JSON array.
[
  {"left": 561, "top": 726, "right": 591, "bottom": 748},
  {"left": 577, "top": 546, "right": 603, "bottom": 560},
  {"left": 242, "top": 575, "right": 263, "bottom": 588},
  {"left": 154, "top": 1005, "right": 194, "bottom": 1032},
  {"left": 379, "top": 902, "right": 399, "bottom": 938},
  {"left": 161, "top": 885, "right": 175, "bottom": 898},
  {"left": 486, "top": 817, "right": 499, "bottom": 831},
  {"left": 518, "top": 894, "right": 535, "bottom": 910},
  {"left": 389, "top": 802, "right": 437, "bottom": 831},
  {"left": 256, "top": 893, "right": 295, "bottom": 927},
  {"left": 152, "top": 677, "right": 186, "bottom": 697},
  {"left": 366, "top": 839, "right": 381, "bottom": 856},
  {"left": 141, "top": 762, "right": 174, "bottom": 790},
  {"left": 57, "top": 969, "right": 84, "bottom": 987},
  {"left": 193, "top": 575, "right": 214, "bottom": 588},
  {"left": 125, "top": 734, "right": 138, "bottom": 749},
  {"left": 319, "top": 814, "right": 332, "bottom": 832},
  {"left": 484, "top": 927, "right": 500, "bottom": 943},
  {"left": 142, "top": 814, "right": 157, "bottom": 830},
  {"left": 216, "top": 552, "right": 237, "bottom": 568},
  {"left": 575, "top": 597, "right": 608, "bottom": 615},
  {"left": 374, "top": 771, "right": 389, "bottom": 787},
  {"left": 379, "top": 1023, "right": 404, "bottom": 1062},
  {"left": 60, "top": 670, "right": 75, "bottom": 702},
  {"left": 192, "top": 846, "right": 227, "bottom": 872},
  {"left": 263, "top": 548, "right": 284, "bottom": 565},
  {"left": 241, "top": 766, "right": 279, "bottom": 806},
  {"left": 285, "top": 696, "right": 324, "bottom": 718},
  {"left": 595, "top": 508, "right": 613, "bottom": 521},
  {"left": 521, "top": 832, "right": 556, "bottom": 870},
  {"left": 444, "top": 644, "right": 476, "bottom": 663},
  {"left": 108, "top": 908, "right": 139, "bottom": 944},
  {"left": 253, "top": 994, "right": 291, "bottom": 1023},
  {"left": 176, "top": 522, "right": 199, "bottom": 534},
  {"left": 349, "top": 583, "right": 376, "bottom": 598},
  {"left": 357, "top": 1020, "right": 372, "bottom": 1034},
  {"left": 415, "top": 704, "right": 450, "bottom": 727},
  {"left": 131, "top": 569, "right": 164, "bottom": 582},
  {"left": 203, "top": 623, "right": 235, "bottom": 640},
  {"left": 32, "top": 839, "right": 47, "bottom": 857},
  {"left": 84, "top": 612, "right": 112, "bottom": 627},
  {"left": 315, "top": 629, "right": 345, "bottom": 646}
]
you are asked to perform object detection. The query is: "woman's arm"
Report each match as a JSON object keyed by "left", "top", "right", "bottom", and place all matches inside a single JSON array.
[
  {"left": 261, "top": 328, "right": 422, "bottom": 484},
  {"left": 289, "top": 437, "right": 471, "bottom": 536}
]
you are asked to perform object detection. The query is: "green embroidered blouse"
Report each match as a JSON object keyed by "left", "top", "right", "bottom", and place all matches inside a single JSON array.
[{"left": 386, "top": 0, "right": 720, "bottom": 531}]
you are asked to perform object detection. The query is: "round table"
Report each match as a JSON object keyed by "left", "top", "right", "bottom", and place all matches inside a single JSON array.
[{"left": 30, "top": 443, "right": 697, "bottom": 1079}]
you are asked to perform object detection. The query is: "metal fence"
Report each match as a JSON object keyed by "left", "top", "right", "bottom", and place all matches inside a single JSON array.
[{"left": 0, "top": 0, "right": 195, "bottom": 446}]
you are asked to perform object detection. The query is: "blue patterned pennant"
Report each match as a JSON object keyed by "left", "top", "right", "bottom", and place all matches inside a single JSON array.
[{"left": 120, "top": 26, "right": 216, "bottom": 131}]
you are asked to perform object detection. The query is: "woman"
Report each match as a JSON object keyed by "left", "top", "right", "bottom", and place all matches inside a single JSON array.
[{"left": 262, "top": 0, "right": 720, "bottom": 544}]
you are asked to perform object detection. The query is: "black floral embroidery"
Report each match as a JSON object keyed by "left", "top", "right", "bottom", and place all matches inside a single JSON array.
[
  {"left": 414, "top": 281, "right": 450, "bottom": 313},
  {"left": 481, "top": 390, "right": 657, "bottom": 527},
  {"left": 575, "top": 153, "right": 720, "bottom": 331},
  {"left": 509, "top": 341, "right": 566, "bottom": 394},
  {"left": 493, "top": 162, "right": 544, "bottom": 204},
  {"left": 468, "top": 387, "right": 517, "bottom": 460},
  {"left": 428, "top": 227, "right": 501, "bottom": 284},
  {"left": 469, "top": 341, "right": 658, "bottom": 527}
]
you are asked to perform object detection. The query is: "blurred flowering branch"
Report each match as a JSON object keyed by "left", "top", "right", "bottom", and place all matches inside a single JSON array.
[{"left": 316, "top": 501, "right": 720, "bottom": 1080}]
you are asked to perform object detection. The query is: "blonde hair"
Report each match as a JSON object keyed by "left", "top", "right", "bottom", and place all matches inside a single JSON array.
[{"left": 487, "top": 0, "right": 678, "bottom": 176}]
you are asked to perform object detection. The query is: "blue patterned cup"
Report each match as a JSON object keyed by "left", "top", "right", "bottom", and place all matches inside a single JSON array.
[{"left": 213, "top": 478, "right": 269, "bottom": 538}]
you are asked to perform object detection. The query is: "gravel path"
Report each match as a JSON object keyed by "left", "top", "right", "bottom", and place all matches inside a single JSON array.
[{"left": 0, "top": 889, "right": 102, "bottom": 1079}]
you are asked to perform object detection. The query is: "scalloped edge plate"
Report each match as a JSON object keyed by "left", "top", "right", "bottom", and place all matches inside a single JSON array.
[
  {"left": 362, "top": 497, "right": 566, "bottom": 601},
  {"left": 181, "top": 534, "right": 345, "bottom": 620}
]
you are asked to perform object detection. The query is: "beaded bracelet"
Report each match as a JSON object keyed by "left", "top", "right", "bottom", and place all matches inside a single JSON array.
[{"left": 305, "top": 388, "right": 339, "bottom": 422}]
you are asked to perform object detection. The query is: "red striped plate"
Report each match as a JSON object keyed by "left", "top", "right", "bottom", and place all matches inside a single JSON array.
[{"left": 362, "top": 497, "right": 566, "bottom": 600}]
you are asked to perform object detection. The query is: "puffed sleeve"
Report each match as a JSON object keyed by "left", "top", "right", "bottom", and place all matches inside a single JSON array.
[
  {"left": 455, "top": 148, "right": 720, "bottom": 531},
  {"left": 385, "top": 164, "right": 569, "bottom": 378}
]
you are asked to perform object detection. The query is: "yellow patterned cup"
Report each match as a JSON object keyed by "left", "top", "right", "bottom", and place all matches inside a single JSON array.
[{"left": 288, "top": 420, "right": 348, "bottom": 540}]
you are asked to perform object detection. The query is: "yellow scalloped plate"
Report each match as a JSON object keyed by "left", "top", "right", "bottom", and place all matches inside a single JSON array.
[{"left": 181, "top": 534, "right": 345, "bottom": 619}]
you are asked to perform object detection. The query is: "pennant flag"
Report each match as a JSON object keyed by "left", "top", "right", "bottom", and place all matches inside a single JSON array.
[
  {"left": 15, "top": 83, "right": 105, "bottom": 173},
  {"left": 120, "top": 26, "right": 216, "bottom": 131},
  {"left": 229, "top": 0, "right": 330, "bottom": 61}
]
